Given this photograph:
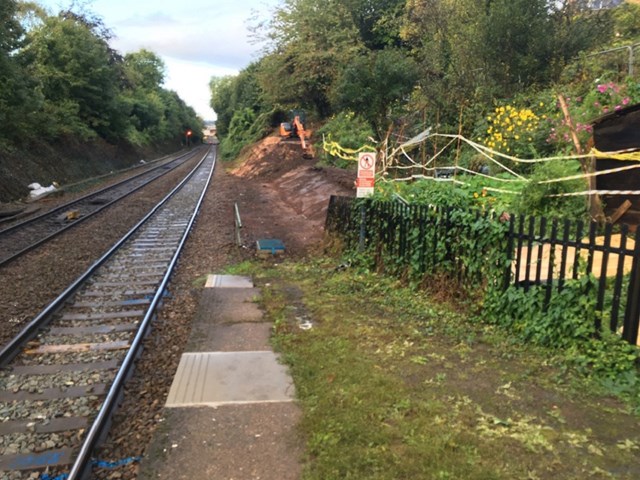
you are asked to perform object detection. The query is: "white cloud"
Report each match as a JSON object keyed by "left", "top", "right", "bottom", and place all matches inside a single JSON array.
[
  {"left": 36, "top": 0, "right": 280, "bottom": 121},
  {"left": 110, "top": 13, "right": 259, "bottom": 69},
  {"left": 163, "top": 58, "right": 237, "bottom": 120}
]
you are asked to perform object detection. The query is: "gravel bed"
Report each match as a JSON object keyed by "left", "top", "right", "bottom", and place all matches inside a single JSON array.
[
  {"left": 1, "top": 431, "right": 77, "bottom": 456},
  {"left": 0, "top": 151, "right": 204, "bottom": 348},
  {"left": 0, "top": 369, "right": 115, "bottom": 392},
  {"left": 0, "top": 396, "right": 99, "bottom": 422}
]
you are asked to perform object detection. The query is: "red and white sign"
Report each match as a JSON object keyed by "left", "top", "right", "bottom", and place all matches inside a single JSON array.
[{"left": 356, "top": 152, "right": 376, "bottom": 197}]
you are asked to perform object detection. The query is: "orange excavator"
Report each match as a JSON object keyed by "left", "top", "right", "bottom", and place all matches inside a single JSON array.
[{"left": 279, "top": 110, "right": 313, "bottom": 158}]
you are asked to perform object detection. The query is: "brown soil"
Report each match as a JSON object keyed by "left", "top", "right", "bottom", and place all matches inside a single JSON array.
[{"left": 228, "top": 135, "right": 356, "bottom": 255}]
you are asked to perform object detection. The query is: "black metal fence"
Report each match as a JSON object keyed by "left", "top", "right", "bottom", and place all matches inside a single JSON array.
[{"left": 325, "top": 195, "right": 640, "bottom": 345}]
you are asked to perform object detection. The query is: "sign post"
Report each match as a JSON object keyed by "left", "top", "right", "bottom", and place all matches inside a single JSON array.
[{"left": 356, "top": 152, "right": 376, "bottom": 198}]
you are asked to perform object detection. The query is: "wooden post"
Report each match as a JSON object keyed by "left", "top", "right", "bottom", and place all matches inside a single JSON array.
[{"left": 557, "top": 93, "right": 605, "bottom": 223}]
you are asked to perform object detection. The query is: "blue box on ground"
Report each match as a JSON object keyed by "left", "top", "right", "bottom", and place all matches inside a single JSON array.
[{"left": 256, "top": 238, "right": 285, "bottom": 255}]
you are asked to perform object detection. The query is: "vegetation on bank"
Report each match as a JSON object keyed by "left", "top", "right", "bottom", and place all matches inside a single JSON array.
[
  {"left": 236, "top": 258, "right": 640, "bottom": 479},
  {"left": 210, "top": 0, "right": 640, "bottom": 219},
  {"left": 214, "top": 6, "right": 640, "bottom": 472},
  {"left": 0, "top": 1, "right": 203, "bottom": 154}
]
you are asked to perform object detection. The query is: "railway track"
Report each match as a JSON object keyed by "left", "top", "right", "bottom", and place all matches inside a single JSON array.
[
  {"left": 0, "top": 148, "right": 204, "bottom": 268},
  {"left": 0, "top": 146, "right": 216, "bottom": 479}
]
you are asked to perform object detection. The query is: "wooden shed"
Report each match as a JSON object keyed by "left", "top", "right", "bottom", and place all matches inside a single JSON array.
[{"left": 592, "top": 102, "right": 640, "bottom": 225}]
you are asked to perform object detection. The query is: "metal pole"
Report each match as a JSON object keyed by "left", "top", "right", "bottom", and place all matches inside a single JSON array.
[
  {"left": 358, "top": 204, "right": 366, "bottom": 252},
  {"left": 234, "top": 202, "right": 243, "bottom": 246}
]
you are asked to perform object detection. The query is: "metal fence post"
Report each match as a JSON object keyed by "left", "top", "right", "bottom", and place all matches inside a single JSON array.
[
  {"left": 622, "top": 235, "right": 640, "bottom": 344},
  {"left": 359, "top": 203, "right": 367, "bottom": 252},
  {"left": 234, "top": 202, "right": 242, "bottom": 246}
]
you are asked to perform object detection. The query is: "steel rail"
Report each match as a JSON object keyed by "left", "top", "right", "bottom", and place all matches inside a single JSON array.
[
  {"left": 0, "top": 148, "right": 203, "bottom": 268},
  {"left": 67, "top": 146, "right": 217, "bottom": 480},
  {"left": 0, "top": 147, "right": 211, "bottom": 367}
]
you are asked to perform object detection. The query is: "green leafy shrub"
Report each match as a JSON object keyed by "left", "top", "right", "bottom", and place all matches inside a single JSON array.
[
  {"left": 220, "top": 108, "right": 272, "bottom": 160},
  {"left": 513, "top": 160, "right": 588, "bottom": 220},
  {"left": 316, "top": 112, "right": 375, "bottom": 169},
  {"left": 484, "top": 276, "right": 640, "bottom": 399},
  {"left": 484, "top": 276, "right": 599, "bottom": 348}
]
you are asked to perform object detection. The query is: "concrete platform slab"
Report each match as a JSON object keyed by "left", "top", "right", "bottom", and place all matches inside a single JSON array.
[
  {"left": 186, "top": 323, "right": 272, "bottom": 352},
  {"left": 205, "top": 274, "right": 254, "bottom": 289},
  {"left": 139, "top": 403, "right": 303, "bottom": 480},
  {"left": 195, "top": 288, "right": 263, "bottom": 324},
  {"left": 165, "top": 352, "right": 294, "bottom": 407}
]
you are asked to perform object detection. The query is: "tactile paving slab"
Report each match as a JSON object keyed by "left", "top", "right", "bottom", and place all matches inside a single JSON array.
[
  {"left": 165, "top": 351, "right": 294, "bottom": 407},
  {"left": 204, "top": 274, "right": 254, "bottom": 288}
]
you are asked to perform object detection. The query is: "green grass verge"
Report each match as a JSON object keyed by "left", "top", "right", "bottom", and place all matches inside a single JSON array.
[{"left": 250, "top": 257, "right": 640, "bottom": 479}]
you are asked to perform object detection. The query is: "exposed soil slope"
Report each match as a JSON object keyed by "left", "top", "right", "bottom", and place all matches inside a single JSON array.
[{"left": 228, "top": 135, "right": 356, "bottom": 255}]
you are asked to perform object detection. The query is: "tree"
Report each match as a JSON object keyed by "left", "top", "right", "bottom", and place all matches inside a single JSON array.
[
  {"left": 342, "top": 0, "right": 406, "bottom": 50},
  {"left": 210, "top": 62, "right": 266, "bottom": 137},
  {"left": 0, "top": 0, "right": 39, "bottom": 146},
  {"left": 24, "top": 11, "right": 126, "bottom": 140},
  {"left": 121, "top": 50, "right": 167, "bottom": 144},
  {"left": 257, "top": 0, "right": 363, "bottom": 116},
  {"left": 400, "top": 0, "right": 488, "bottom": 125},
  {"left": 333, "top": 48, "right": 418, "bottom": 133},
  {"left": 479, "top": 0, "right": 555, "bottom": 94},
  {"left": 124, "top": 49, "right": 165, "bottom": 90},
  {"left": 210, "top": 76, "right": 237, "bottom": 137}
]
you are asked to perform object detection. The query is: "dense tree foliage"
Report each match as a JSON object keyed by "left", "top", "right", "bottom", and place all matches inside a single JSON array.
[
  {"left": 0, "top": 0, "right": 38, "bottom": 146},
  {"left": 212, "top": 0, "right": 630, "bottom": 148},
  {"left": 333, "top": 48, "right": 418, "bottom": 133},
  {"left": 0, "top": 4, "right": 202, "bottom": 152}
]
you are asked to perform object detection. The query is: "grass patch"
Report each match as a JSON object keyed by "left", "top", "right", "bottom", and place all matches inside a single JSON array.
[{"left": 251, "top": 257, "right": 640, "bottom": 479}]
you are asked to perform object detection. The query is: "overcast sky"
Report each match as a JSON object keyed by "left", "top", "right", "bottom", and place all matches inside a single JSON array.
[{"left": 36, "top": 0, "right": 282, "bottom": 121}]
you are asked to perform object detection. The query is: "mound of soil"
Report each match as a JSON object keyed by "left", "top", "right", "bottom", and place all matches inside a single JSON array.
[{"left": 228, "top": 134, "right": 356, "bottom": 255}]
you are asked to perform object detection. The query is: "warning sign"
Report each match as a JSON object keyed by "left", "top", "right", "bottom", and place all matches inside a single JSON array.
[
  {"left": 356, "top": 177, "right": 375, "bottom": 188},
  {"left": 356, "top": 152, "right": 376, "bottom": 197}
]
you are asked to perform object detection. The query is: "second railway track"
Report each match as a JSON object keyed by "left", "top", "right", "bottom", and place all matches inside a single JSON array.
[
  {"left": 0, "top": 148, "right": 205, "bottom": 268},
  {"left": 0, "top": 146, "right": 216, "bottom": 479}
]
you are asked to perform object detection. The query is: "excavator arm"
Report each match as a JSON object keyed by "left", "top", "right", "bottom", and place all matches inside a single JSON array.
[
  {"left": 280, "top": 113, "right": 313, "bottom": 159},
  {"left": 292, "top": 116, "right": 308, "bottom": 152}
]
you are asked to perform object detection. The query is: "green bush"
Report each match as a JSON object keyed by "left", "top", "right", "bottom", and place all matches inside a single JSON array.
[
  {"left": 220, "top": 108, "right": 273, "bottom": 160},
  {"left": 514, "top": 160, "right": 588, "bottom": 220},
  {"left": 316, "top": 112, "right": 375, "bottom": 169}
]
